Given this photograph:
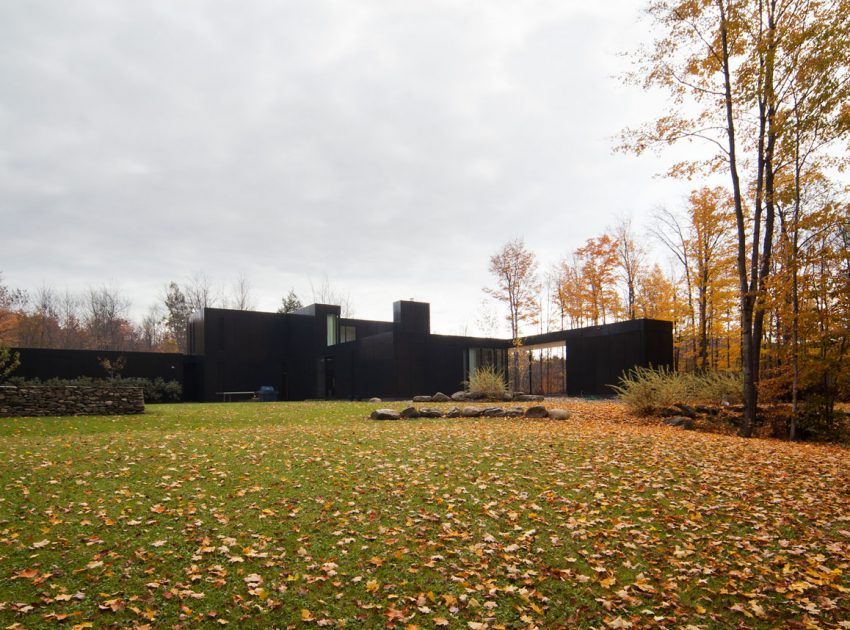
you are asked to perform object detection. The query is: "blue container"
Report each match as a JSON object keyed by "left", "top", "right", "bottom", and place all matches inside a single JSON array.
[{"left": 256, "top": 386, "right": 277, "bottom": 402}]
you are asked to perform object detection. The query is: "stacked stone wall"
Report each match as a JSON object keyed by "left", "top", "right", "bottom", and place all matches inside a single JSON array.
[{"left": 0, "top": 386, "right": 145, "bottom": 417}]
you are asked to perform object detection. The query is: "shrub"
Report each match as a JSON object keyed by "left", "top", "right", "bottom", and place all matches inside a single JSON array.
[
  {"left": 0, "top": 345, "right": 19, "bottom": 384},
  {"left": 611, "top": 365, "right": 688, "bottom": 415},
  {"left": 688, "top": 370, "right": 744, "bottom": 405},
  {"left": 465, "top": 365, "right": 508, "bottom": 397},
  {"left": 795, "top": 394, "right": 850, "bottom": 442},
  {"left": 612, "top": 366, "right": 743, "bottom": 415}
]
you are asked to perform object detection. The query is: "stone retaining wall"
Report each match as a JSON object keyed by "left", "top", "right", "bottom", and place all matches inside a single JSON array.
[{"left": 0, "top": 386, "right": 145, "bottom": 417}]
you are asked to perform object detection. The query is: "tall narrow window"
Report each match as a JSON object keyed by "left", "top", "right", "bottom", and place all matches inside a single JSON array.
[
  {"left": 326, "top": 314, "right": 339, "bottom": 346},
  {"left": 340, "top": 325, "right": 356, "bottom": 343}
]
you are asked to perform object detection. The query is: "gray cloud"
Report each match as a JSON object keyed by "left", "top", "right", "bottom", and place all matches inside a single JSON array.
[{"left": 1, "top": 0, "right": 691, "bottom": 334}]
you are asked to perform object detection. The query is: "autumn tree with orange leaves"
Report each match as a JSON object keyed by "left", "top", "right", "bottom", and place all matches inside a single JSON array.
[
  {"left": 624, "top": 0, "right": 850, "bottom": 436},
  {"left": 484, "top": 238, "right": 540, "bottom": 342}
]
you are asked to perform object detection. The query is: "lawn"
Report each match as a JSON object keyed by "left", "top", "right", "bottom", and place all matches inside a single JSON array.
[{"left": 1, "top": 400, "right": 848, "bottom": 629}]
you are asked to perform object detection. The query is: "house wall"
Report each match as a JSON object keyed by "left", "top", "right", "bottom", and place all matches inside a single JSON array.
[{"left": 7, "top": 305, "right": 674, "bottom": 403}]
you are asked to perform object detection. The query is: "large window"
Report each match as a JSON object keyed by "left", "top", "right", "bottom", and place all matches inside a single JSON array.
[
  {"left": 326, "top": 314, "right": 339, "bottom": 346},
  {"left": 340, "top": 325, "right": 356, "bottom": 343},
  {"left": 464, "top": 347, "right": 506, "bottom": 379}
]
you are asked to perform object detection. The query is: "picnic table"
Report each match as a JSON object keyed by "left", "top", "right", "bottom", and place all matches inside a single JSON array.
[{"left": 215, "top": 391, "right": 257, "bottom": 402}]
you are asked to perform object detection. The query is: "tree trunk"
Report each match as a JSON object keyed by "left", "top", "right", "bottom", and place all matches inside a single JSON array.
[{"left": 717, "top": 0, "right": 757, "bottom": 437}]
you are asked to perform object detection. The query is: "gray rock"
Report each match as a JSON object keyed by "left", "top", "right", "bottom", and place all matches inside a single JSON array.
[
  {"left": 548, "top": 409, "right": 571, "bottom": 420},
  {"left": 481, "top": 407, "right": 506, "bottom": 417},
  {"left": 504, "top": 407, "right": 525, "bottom": 417},
  {"left": 432, "top": 392, "right": 451, "bottom": 402},
  {"left": 400, "top": 406, "right": 420, "bottom": 418},
  {"left": 658, "top": 407, "right": 681, "bottom": 417},
  {"left": 723, "top": 414, "right": 744, "bottom": 427},
  {"left": 674, "top": 403, "right": 697, "bottom": 418},
  {"left": 412, "top": 395, "right": 433, "bottom": 403},
  {"left": 461, "top": 406, "right": 482, "bottom": 417},
  {"left": 419, "top": 407, "right": 443, "bottom": 418},
  {"left": 664, "top": 416, "right": 694, "bottom": 429},
  {"left": 445, "top": 406, "right": 462, "bottom": 418},
  {"left": 451, "top": 391, "right": 469, "bottom": 401},
  {"left": 514, "top": 394, "right": 545, "bottom": 402},
  {"left": 368, "top": 397, "right": 382, "bottom": 403},
  {"left": 525, "top": 405, "right": 549, "bottom": 418},
  {"left": 371, "top": 409, "right": 401, "bottom": 420}
]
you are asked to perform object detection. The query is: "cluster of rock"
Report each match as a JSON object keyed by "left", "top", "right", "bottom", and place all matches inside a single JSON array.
[
  {"left": 370, "top": 404, "right": 570, "bottom": 421},
  {"left": 0, "top": 386, "right": 145, "bottom": 418},
  {"left": 411, "top": 391, "right": 545, "bottom": 403},
  {"left": 658, "top": 402, "right": 744, "bottom": 430}
]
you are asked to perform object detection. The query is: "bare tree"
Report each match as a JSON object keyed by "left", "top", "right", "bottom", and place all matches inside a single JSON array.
[
  {"left": 474, "top": 298, "right": 502, "bottom": 338},
  {"left": 58, "top": 290, "right": 86, "bottom": 349},
  {"left": 184, "top": 273, "right": 219, "bottom": 313},
  {"left": 85, "top": 285, "right": 131, "bottom": 350},
  {"left": 310, "top": 275, "right": 354, "bottom": 317},
  {"left": 17, "top": 285, "right": 61, "bottom": 348},
  {"left": 227, "top": 272, "right": 255, "bottom": 311},
  {"left": 138, "top": 305, "right": 165, "bottom": 351}
]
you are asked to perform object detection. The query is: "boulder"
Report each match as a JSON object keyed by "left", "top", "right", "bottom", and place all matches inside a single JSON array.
[
  {"left": 368, "top": 397, "right": 382, "bottom": 403},
  {"left": 445, "top": 406, "right": 463, "bottom": 418},
  {"left": 412, "top": 395, "right": 433, "bottom": 403},
  {"left": 504, "top": 407, "right": 525, "bottom": 417},
  {"left": 525, "top": 405, "right": 549, "bottom": 418},
  {"left": 400, "top": 406, "right": 420, "bottom": 418},
  {"left": 461, "top": 406, "right": 482, "bottom": 417},
  {"left": 674, "top": 403, "right": 697, "bottom": 418},
  {"left": 658, "top": 407, "right": 681, "bottom": 418},
  {"left": 432, "top": 392, "right": 451, "bottom": 403},
  {"left": 481, "top": 407, "right": 506, "bottom": 417},
  {"left": 548, "top": 409, "right": 571, "bottom": 420},
  {"left": 664, "top": 416, "right": 694, "bottom": 429},
  {"left": 419, "top": 407, "right": 443, "bottom": 418},
  {"left": 451, "top": 391, "right": 469, "bottom": 402},
  {"left": 371, "top": 409, "right": 400, "bottom": 420}
]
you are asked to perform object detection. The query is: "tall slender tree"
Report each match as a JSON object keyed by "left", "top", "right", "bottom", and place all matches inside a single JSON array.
[
  {"left": 484, "top": 238, "right": 540, "bottom": 341},
  {"left": 624, "top": 0, "right": 850, "bottom": 436}
]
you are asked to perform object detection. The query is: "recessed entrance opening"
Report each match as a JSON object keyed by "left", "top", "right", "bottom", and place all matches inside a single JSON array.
[{"left": 507, "top": 341, "right": 566, "bottom": 396}]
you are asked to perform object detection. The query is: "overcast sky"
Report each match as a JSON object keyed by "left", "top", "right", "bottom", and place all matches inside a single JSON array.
[{"left": 1, "top": 0, "right": 694, "bottom": 336}]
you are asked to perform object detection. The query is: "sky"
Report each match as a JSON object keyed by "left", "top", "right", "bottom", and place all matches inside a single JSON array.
[{"left": 0, "top": 0, "right": 695, "bottom": 336}]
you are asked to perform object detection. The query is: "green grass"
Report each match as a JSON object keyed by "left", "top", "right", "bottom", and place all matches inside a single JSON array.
[{"left": 1, "top": 401, "right": 849, "bottom": 628}]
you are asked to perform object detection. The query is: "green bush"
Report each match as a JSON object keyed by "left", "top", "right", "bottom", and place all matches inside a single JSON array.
[
  {"left": 6, "top": 376, "right": 182, "bottom": 403},
  {"left": 0, "top": 345, "right": 19, "bottom": 383},
  {"left": 612, "top": 366, "right": 743, "bottom": 415},
  {"left": 795, "top": 395, "right": 850, "bottom": 442},
  {"left": 464, "top": 364, "right": 508, "bottom": 397}
]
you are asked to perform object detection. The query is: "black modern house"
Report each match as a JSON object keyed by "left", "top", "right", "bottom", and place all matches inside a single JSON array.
[
  {"left": 11, "top": 299, "right": 673, "bottom": 401},
  {"left": 186, "top": 300, "right": 673, "bottom": 401}
]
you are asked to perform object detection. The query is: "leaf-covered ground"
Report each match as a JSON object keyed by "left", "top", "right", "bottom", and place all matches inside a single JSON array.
[{"left": 1, "top": 400, "right": 848, "bottom": 629}]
